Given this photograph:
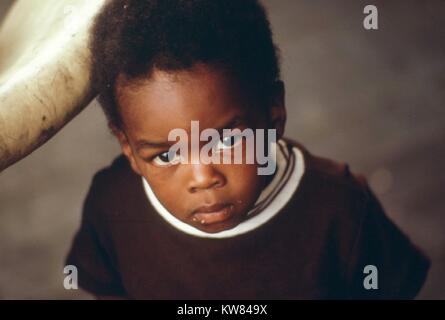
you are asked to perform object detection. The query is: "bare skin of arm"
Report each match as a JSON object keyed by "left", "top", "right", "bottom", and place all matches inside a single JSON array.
[{"left": 0, "top": 0, "right": 105, "bottom": 171}]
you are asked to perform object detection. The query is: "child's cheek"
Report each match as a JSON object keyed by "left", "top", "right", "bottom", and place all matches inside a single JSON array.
[
  {"left": 224, "top": 163, "right": 265, "bottom": 207},
  {"left": 140, "top": 161, "right": 178, "bottom": 180}
]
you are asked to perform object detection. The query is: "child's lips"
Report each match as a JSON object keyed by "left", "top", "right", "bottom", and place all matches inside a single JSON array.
[{"left": 192, "top": 203, "right": 234, "bottom": 225}]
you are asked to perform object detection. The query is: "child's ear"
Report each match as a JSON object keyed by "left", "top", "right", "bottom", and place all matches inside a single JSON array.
[
  {"left": 268, "top": 81, "right": 286, "bottom": 140},
  {"left": 109, "top": 123, "right": 142, "bottom": 176}
]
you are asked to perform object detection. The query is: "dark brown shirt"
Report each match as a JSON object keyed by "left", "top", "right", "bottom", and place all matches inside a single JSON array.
[{"left": 66, "top": 139, "right": 429, "bottom": 299}]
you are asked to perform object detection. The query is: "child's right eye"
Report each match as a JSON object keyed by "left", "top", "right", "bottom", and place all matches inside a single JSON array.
[
  {"left": 153, "top": 150, "right": 181, "bottom": 167},
  {"left": 215, "top": 133, "right": 243, "bottom": 151}
]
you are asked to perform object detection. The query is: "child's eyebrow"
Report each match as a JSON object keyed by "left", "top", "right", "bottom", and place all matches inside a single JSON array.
[
  {"left": 136, "top": 139, "right": 173, "bottom": 151},
  {"left": 214, "top": 116, "right": 244, "bottom": 134},
  {"left": 135, "top": 116, "right": 245, "bottom": 151}
]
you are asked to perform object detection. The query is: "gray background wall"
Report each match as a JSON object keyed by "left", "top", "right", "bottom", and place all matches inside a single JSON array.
[{"left": 0, "top": 0, "right": 444, "bottom": 299}]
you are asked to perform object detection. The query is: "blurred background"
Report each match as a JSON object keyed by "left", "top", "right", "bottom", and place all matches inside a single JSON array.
[{"left": 0, "top": 0, "right": 444, "bottom": 299}]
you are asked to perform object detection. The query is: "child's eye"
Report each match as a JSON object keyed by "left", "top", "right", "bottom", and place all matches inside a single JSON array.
[
  {"left": 152, "top": 150, "right": 180, "bottom": 166},
  {"left": 215, "top": 134, "right": 242, "bottom": 150}
]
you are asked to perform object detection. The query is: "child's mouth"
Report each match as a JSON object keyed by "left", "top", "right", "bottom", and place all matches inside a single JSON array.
[{"left": 192, "top": 203, "right": 234, "bottom": 225}]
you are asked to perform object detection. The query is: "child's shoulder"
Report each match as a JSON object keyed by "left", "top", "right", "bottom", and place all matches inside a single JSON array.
[
  {"left": 92, "top": 154, "right": 133, "bottom": 186},
  {"left": 283, "top": 137, "right": 377, "bottom": 231},
  {"left": 88, "top": 155, "right": 134, "bottom": 194},
  {"left": 284, "top": 137, "right": 369, "bottom": 196},
  {"left": 83, "top": 154, "right": 142, "bottom": 219}
]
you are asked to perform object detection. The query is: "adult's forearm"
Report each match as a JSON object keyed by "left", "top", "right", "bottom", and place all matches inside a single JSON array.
[
  {"left": 0, "top": 35, "right": 94, "bottom": 171},
  {"left": 0, "top": 0, "right": 105, "bottom": 172}
]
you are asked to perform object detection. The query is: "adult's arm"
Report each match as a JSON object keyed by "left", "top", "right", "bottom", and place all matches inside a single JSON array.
[{"left": 0, "top": 0, "right": 105, "bottom": 171}]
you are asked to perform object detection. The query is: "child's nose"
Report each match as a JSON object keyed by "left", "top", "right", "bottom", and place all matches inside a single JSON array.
[{"left": 187, "top": 164, "right": 226, "bottom": 193}]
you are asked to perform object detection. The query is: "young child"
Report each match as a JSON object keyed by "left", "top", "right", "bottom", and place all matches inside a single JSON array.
[{"left": 66, "top": 0, "right": 429, "bottom": 299}]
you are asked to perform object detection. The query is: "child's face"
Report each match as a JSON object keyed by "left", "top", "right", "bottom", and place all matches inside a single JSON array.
[{"left": 114, "top": 64, "right": 285, "bottom": 233}]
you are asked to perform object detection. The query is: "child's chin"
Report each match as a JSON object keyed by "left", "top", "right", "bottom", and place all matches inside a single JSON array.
[{"left": 193, "top": 219, "right": 241, "bottom": 234}]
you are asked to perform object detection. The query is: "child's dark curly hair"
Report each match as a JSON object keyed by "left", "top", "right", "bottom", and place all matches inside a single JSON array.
[{"left": 90, "top": 0, "right": 281, "bottom": 128}]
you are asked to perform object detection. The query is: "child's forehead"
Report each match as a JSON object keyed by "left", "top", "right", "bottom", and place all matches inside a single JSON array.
[
  {"left": 116, "top": 64, "right": 251, "bottom": 101},
  {"left": 124, "top": 99, "right": 254, "bottom": 141},
  {"left": 116, "top": 65, "right": 260, "bottom": 130}
]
